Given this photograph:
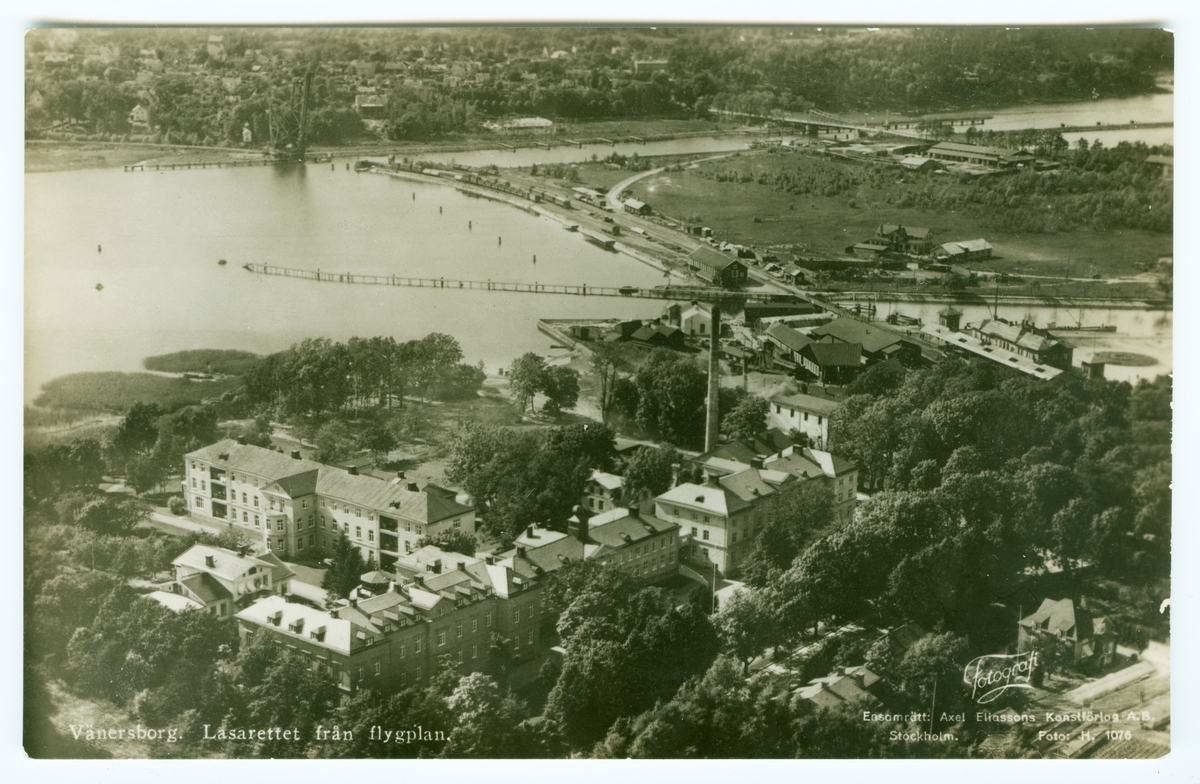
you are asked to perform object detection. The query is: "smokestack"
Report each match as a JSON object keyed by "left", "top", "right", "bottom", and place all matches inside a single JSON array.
[
  {"left": 457, "top": 561, "right": 467, "bottom": 572},
  {"left": 348, "top": 465, "right": 359, "bottom": 475},
  {"left": 671, "top": 463, "right": 681, "bottom": 488},
  {"left": 406, "top": 482, "right": 419, "bottom": 492},
  {"left": 397, "top": 471, "right": 406, "bottom": 480},
  {"left": 705, "top": 306, "right": 721, "bottom": 452},
  {"left": 433, "top": 559, "right": 442, "bottom": 574},
  {"left": 526, "top": 526, "right": 534, "bottom": 538},
  {"left": 570, "top": 505, "right": 591, "bottom": 542},
  {"left": 236, "top": 436, "right": 247, "bottom": 445},
  {"left": 290, "top": 450, "right": 301, "bottom": 459},
  {"left": 205, "top": 554, "right": 215, "bottom": 568}
]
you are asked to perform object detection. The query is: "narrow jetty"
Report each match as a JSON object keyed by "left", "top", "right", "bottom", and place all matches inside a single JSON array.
[{"left": 241, "top": 262, "right": 800, "bottom": 304}]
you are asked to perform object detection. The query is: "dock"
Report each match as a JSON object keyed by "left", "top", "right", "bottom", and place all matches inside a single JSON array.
[
  {"left": 125, "top": 158, "right": 283, "bottom": 172},
  {"left": 242, "top": 262, "right": 802, "bottom": 305}
]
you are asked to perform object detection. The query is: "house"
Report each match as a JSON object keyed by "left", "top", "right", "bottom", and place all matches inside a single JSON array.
[
  {"left": 623, "top": 198, "right": 652, "bottom": 216},
  {"left": 799, "top": 342, "right": 862, "bottom": 384},
  {"left": 1143, "top": 154, "right": 1173, "bottom": 180},
  {"left": 874, "top": 224, "right": 936, "bottom": 255},
  {"left": 654, "top": 469, "right": 786, "bottom": 575},
  {"left": 354, "top": 93, "right": 388, "bottom": 120},
  {"left": 926, "top": 141, "right": 1036, "bottom": 169},
  {"left": 675, "top": 301, "right": 727, "bottom": 337},
  {"left": 764, "top": 322, "right": 815, "bottom": 364},
  {"left": 631, "top": 323, "right": 685, "bottom": 350},
  {"left": 168, "top": 543, "right": 295, "bottom": 617},
  {"left": 583, "top": 469, "right": 626, "bottom": 513},
  {"left": 767, "top": 392, "right": 840, "bottom": 449},
  {"left": 1017, "top": 598, "right": 1116, "bottom": 668},
  {"left": 879, "top": 621, "right": 929, "bottom": 658},
  {"left": 128, "top": 103, "right": 149, "bottom": 128},
  {"left": 935, "top": 238, "right": 993, "bottom": 262},
  {"left": 184, "top": 440, "right": 475, "bottom": 571},
  {"left": 970, "top": 318, "right": 1073, "bottom": 370},
  {"left": 794, "top": 666, "right": 881, "bottom": 709},
  {"left": 763, "top": 447, "right": 859, "bottom": 525},
  {"left": 688, "top": 246, "right": 748, "bottom": 287}
]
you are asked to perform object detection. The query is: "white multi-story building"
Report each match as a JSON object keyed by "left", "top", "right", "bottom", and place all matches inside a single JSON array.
[{"left": 184, "top": 440, "right": 474, "bottom": 571}]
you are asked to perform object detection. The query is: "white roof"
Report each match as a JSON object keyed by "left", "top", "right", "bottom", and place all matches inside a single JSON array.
[
  {"left": 657, "top": 482, "right": 733, "bottom": 516},
  {"left": 921, "top": 323, "right": 1063, "bottom": 380},
  {"left": 236, "top": 595, "right": 354, "bottom": 654},
  {"left": 145, "top": 591, "right": 205, "bottom": 613},
  {"left": 590, "top": 470, "right": 624, "bottom": 491},
  {"left": 173, "top": 544, "right": 274, "bottom": 583}
]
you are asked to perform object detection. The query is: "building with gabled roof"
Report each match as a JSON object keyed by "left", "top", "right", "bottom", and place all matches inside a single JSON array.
[
  {"left": 687, "top": 246, "right": 748, "bottom": 287},
  {"left": 584, "top": 469, "right": 627, "bottom": 513},
  {"left": 1017, "top": 597, "right": 1116, "bottom": 668},
  {"left": 799, "top": 341, "right": 862, "bottom": 384},
  {"left": 184, "top": 440, "right": 474, "bottom": 571},
  {"left": 764, "top": 322, "right": 815, "bottom": 363},
  {"left": 794, "top": 665, "right": 882, "bottom": 709},
  {"left": 168, "top": 543, "right": 292, "bottom": 617},
  {"left": 874, "top": 224, "right": 936, "bottom": 255},
  {"left": 970, "top": 318, "right": 1073, "bottom": 370},
  {"left": 935, "top": 238, "right": 993, "bottom": 262},
  {"left": 654, "top": 468, "right": 783, "bottom": 575},
  {"left": 237, "top": 543, "right": 546, "bottom": 693},
  {"left": 767, "top": 391, "right": 841, "bottom": 448},
  {"left": 763, "top": 446, "right": 859, "bottom": 525}
]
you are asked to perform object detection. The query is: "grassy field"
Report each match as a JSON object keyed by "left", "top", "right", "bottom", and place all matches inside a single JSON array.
[
  {"left": 629, "top": 154, "right": 1173, "bottom": 282},
  {"left": 33, "top": 372, "right": 242, "bottom": 413},
  {"left": 143, "top": 349, "right": 262, "bottom": 376}
]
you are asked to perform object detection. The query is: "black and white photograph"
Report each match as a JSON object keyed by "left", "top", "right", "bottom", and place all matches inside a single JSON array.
[{"left": 21, "top": 20, "right": 1175, "bottom": 764}]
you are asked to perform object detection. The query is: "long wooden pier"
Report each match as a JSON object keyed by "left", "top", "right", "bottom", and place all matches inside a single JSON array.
[
  {"left": 125, "top": 159, "right": 282, "bottom": 172},
  {"left": 242, "top": 262, "right": 801, "bottom": 304}
]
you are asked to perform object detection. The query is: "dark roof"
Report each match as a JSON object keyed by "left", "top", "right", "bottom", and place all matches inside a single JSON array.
[
  {"left": 179, "top": 572, "right": 233, "bottom": 604},
  {"left": 812, "top": 317, "right": 903, "bottom": 354},
  {"left": 688, "top": 245, "right": 741, "bottom": 273},
  {"left": 766, "top": 323, "right": 815, "bottom": 353},
  {"left": 1021, "top": 598, "right": 1104, "bottom": 641},
  {"left": 269, "top": 468, "right": 319, "bottom": 498},
  {"left": 255, "top": 551, "right": 296, "bottom": 583},
  {"left": 587, "top": 507, "right": 677, "bottom": 549},
  {"left": 803, "top": 341, "right": 862, "bottom": 367},
  {"left": 188, "top": 439, "right": 323, "bottom": 480}
]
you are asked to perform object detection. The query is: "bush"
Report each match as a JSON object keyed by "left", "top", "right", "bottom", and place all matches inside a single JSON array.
[{"left": 168, "top": 497, "right": 187, "bottom": 516}]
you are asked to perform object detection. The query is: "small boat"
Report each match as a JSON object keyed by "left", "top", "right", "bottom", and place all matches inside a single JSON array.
[
  {"left": 95, "top": 283, "right": 104, "bottom": 291},
  {"left": 218, "top": 259, "right": 227, "bottom": 266}
]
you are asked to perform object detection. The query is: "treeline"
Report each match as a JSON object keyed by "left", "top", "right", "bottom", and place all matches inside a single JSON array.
[
  {"left": 674, "top": 28, "right": 1171, "bottom": 117},
  {"left": 29, "top": 28, "right": 1170, "bottom": 146},
  {"left": 143, "top": 349, "right": 262, "bottom": 376},
  {"left": 243, "top": 333, "right": 484, "bottom": 418}
]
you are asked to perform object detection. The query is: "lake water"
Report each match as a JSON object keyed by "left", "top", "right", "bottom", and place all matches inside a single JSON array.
[
  {"left": 24, "top": 164, "right": 673, "bottom": 403},
  {"left": 979, "top": 91, "right": 1174, "bottom": 148}
]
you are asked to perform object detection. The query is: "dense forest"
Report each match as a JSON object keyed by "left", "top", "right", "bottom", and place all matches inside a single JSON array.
[{"left": 27, "top": 27, "right": 1172, "bottom": 145}]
